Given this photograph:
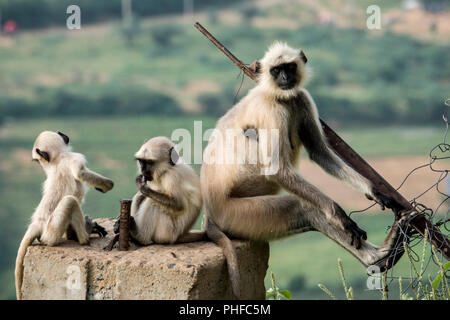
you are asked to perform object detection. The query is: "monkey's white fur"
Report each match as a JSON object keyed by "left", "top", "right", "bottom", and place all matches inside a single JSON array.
[
  {"left": 131, "top": 137, "right": 202, "bottom": 244},
  {"left": 15, "top": 131, "right": 113, "bottom": 300},
  {"left": 258, "top": 41, "right": 310, "bottom": 100}
]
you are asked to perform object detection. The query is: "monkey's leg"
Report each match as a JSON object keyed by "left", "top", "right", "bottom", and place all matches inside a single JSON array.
[
  {"left": 300, "top": 202, "right": 407, "bottom": 270},
  {"left": 41, "top": 195, "right": 89, "bottom": 246},
  {"left": 207, "top": 195, "right": 313, "bottom": 300},
  {"left": 176, "top": 230, "right": 207, "bottom": 243},
  {"left": 213, "top": 195, "right": 400, "bottom": 270},
  {"left": 210, "top": 195, "right": 315, "bottom": 241}
]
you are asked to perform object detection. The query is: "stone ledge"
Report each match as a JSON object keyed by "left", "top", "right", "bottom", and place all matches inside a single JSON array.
[{"left": 21, "top": 218, "right": 269, "bottom": 300}]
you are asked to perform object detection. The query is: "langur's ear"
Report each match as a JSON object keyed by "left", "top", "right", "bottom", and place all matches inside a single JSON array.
[
  {"left": 169, "top": 147, "right": 179, "bottom": 166},
  {"left": 36, "top": 148, "right": 50, "bottom": 162},
  {"left": 57, "top": 131, "right": 70, "bottom": 145},
  {"left": 249, "top": 60, "right": 261, "bottom": 74},
  {"left": 299, "top": 50, "right": 308, "bottom": 64}
]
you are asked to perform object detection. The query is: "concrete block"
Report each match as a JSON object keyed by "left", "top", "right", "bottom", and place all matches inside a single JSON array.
[{"left": 21, "top": 218, "right": 269, "bottom": 300}]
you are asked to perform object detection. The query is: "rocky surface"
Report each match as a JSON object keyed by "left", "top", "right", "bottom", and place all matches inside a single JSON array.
[{"left": 21, "top": 218, "right": 269, "bottom": 300}]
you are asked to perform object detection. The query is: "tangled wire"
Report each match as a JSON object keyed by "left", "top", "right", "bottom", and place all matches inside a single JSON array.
[{"left": 350, "top": 100, "right": 450, "bottom": 298}]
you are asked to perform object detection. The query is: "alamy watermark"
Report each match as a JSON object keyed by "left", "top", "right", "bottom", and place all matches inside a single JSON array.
[
  {"left": 66, "top": 265, "right": 81, "bottom": 290},
  {"left": 171, "top": 121, "right": 280, "bottom": 175},
  {"left": 366, "top": 265, "right": 382, "bottom": 290},
  {"left": 66, "top": 5, "right": 81, "bottom": 30},
  {"left": 366, "top": 5, "right": 381, "bottom": 30}
]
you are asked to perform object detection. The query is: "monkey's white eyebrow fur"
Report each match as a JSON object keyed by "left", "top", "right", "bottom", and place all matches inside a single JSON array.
[{"left": 260, "top": 41, "right": 300, "bottom": 67}]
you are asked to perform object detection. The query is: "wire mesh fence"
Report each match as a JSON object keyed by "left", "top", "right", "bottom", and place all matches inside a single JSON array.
[{"left": 350, "top": 99, "right": 450, "bottom": 299}]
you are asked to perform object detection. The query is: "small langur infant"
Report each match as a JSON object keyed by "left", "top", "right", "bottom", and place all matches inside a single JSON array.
[
  {"left": 116, "top": 137, "right": 203, "bottom": 245},
  {"left": 15, "top": 131, "right": 114, "bottom": 300}
]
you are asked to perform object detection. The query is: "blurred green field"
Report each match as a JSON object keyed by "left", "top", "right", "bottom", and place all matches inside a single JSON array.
[
  {"left": 0, "top": 11, "right": 448, "bottom": 123},
  {"left": 0, "top": 0, "right": 448, "bottom": 300},
  {"left": 0, "top": 116, "right": 445, "bottom": 299}
]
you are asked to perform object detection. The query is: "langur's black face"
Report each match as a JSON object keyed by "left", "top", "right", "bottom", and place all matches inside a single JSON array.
[
  {"left": 137, "top": 159, "right": 155, "bottom": 181},
  {"left": 270, "top": 62, "right": 298, "bottom": 90}
]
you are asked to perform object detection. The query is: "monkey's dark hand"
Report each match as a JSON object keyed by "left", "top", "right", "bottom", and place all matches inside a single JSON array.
[
  {"left": 95, "top": 179, "right": 114, "bottom": 193},
  {"left": 136, "top": 174, "right": 148, "bottom": 191},
  {"left": 333, "top": 203, "right": 367, "bottom": 250},
  {"left": 85, "top": 215, "right": 107, "bottom": 237},
  {"left": 366, "top": 189, "right": 402, "bottom": 214},
  {"left": 92, "top": 222, "right": 107, "bottom": 237}
]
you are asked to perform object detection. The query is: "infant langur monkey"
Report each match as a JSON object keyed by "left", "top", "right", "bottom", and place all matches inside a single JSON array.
[
  {"left": 113, "top": 137, "right": 204, "bottom": 245},
  {"left": 15, "top": 131, "right": 114, "bottom": 300}
]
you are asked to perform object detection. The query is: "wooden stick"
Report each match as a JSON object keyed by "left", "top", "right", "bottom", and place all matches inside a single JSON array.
[
  {"left": 195, "top": 23, "right": 257, "bottom": 81},
  {"left": 119, "top": 199, "right": 132, "bottom": 251},
  {"left": 194, "top": 22, "right": 449, "bottom": 260}
]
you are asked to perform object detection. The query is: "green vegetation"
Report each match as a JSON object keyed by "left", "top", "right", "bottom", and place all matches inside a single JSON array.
[
  {"left": 266, "top": 272, "right": 292, "bottom": 300},
  {"left": 0, "top": 16, "right": 448, "bottom": 124},
  {"left": 0, "top": 115, "right": 445, "bottom": 299},
  {"left": 267, "top": 213, "right": 442, "bottom": 300},
  {"left": 0, "top": 0, "right": 448, "bottom": 300},
  {"left": 317, "top": 233, "right": 449, "bottom": 300},
  {"left": 0, "top": 0, "right": 243, "bottom": 29}
]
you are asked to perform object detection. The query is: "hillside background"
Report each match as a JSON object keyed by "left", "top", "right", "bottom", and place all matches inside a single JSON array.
[{"left": 0, "top": 0, "right": 449, "bottom": 299}]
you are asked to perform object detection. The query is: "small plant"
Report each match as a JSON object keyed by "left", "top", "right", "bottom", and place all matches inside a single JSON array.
[
  {"left": 318, "top": 230, "right": 449, "bottom": 300},
  {"left": 266, "top": 272, "right": 292, "bottom": 300},
  {"left": 401, "top": 230, "right": 450, "bottom": 300},
  {"left": 318, "top": 258, "right": 353, "bottom": 300}
]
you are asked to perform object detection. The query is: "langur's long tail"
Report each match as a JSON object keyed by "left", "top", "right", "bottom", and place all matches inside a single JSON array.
[
  {"left": 205, "top": 216, "right": 241, "bottom": 300},
  {"left": 15, "top": 228, "right": 38, "bottom": 300}
]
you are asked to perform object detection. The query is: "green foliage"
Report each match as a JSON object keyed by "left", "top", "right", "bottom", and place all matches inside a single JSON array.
[
  {"left": 431, "top": 261, "right": 450, "bottom": 290},
  {"left": 198, "top": 86, "right": 236, "bottom": 117},
  {"left": 1, "top": 20, "right": 447, "bottom": 124},
  {"left": 400, "top": 231, "right": 449, "bottom": 300},
  {"left": 319, "top": 259, "right": 354, "bottom": 300},
  {"left": 0, "top": 116, "right": 444, "bottom": 299},
  {"left": 317, "top": 284, "right": 336, "bottom": 300},
  {"left": 0, "top": 83, "right": 182, "bottom": 120},
  {"left": 266, "top": 272, "right": 292, "bottom": 300},
  {"left": 0, "top": 0, "right": 244, "bottom": 29},
  {"left": 149, "top": 24, "right": 183, "bottom": 48},
  {"left": 318, "top": 234, "right": 449, "bottom": 300}
]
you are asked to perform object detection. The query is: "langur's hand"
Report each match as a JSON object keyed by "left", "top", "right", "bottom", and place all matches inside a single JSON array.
[
  {"left": 95, "top": 179, "right": 114, "bottom": 193},
  {"left": 366, "top": 189, "right": 401, "bottom": 214},
  {"left": 85, "top": 215, "right": 107, "bottom": 237},
  {"left": 92, "top": 222, "right": 107, "bottom": 237},
  {"left": 135, "top": 174, "right": 147, "bottom": 190}
]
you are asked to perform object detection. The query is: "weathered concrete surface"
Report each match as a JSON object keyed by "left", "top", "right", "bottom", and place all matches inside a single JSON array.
[{"left": 21, "top": 218, "right": 269, "bottom": 300}]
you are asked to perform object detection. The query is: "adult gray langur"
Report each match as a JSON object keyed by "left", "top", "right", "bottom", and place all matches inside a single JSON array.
[{"left": 201, "top": 42, "right": 407, "bottom": 298}]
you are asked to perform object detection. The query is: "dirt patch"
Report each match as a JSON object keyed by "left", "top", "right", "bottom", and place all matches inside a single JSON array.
[
  {"left": 385, "top": 9, "right": 450, "bottom": 41},
  {"left": 299, "top": 155, "right": 448, "bottom": 213},
  {"left": 33, "top": 74, "right": 63, "bottom": 87},
  {"left": 253, "top": 0, "right": 449, "bottom": 43},
  {"left": 0, "top": 35, "right": 15, "bottom": 48},
  {"left": 3, "top": 148, "right": 35, "bottom": 171},
  {"left": 218, "top": 10, "right": 243, "bottom": 25},
  {"left": 182, "top": 79, "right": 221, "bottom": 96}
]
